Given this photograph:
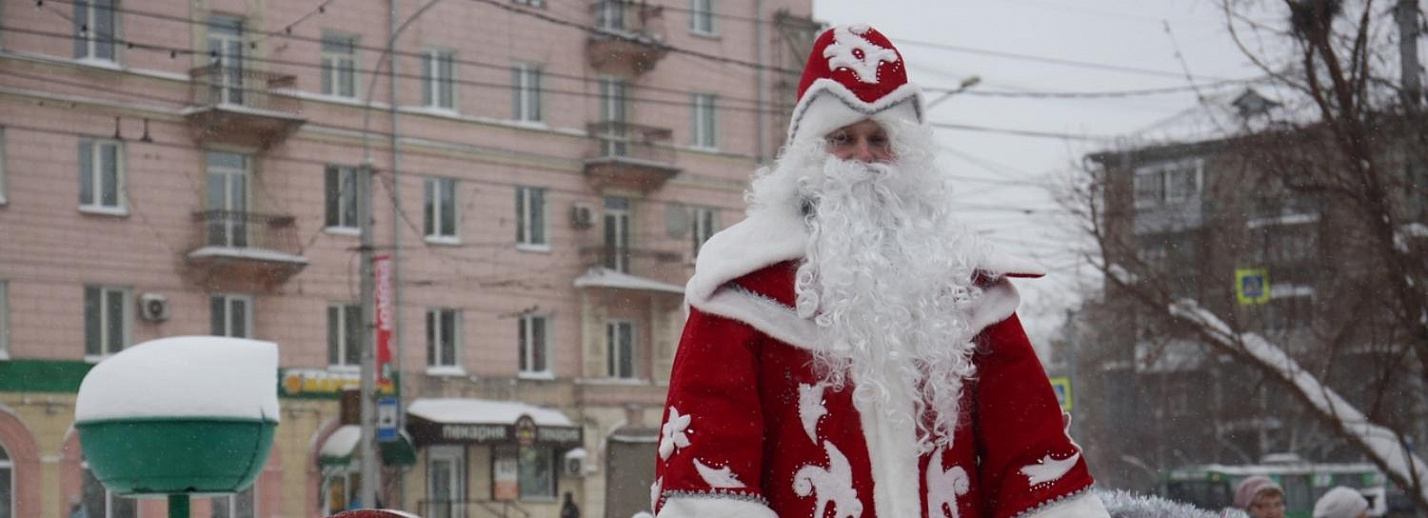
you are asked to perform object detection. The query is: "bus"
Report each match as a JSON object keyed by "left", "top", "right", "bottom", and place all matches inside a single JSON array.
[{"left": 1160, "top": 459, "right": 1389, "bottom": 518}]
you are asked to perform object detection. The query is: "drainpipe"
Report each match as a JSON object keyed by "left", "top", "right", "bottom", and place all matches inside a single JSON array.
[
  {"left": 388, "top": 0, "right": 406, "bottom": 509},
  {"left": 753, "top": 0, "right": 765, "bottom": 164}
]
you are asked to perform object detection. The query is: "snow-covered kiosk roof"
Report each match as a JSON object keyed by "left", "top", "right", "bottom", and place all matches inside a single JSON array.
[{"left": 406, "top": 398, "right": 582, "bottom": 447}]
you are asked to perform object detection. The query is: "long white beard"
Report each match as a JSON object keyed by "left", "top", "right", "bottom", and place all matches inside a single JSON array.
[{"left": 774, "top": 126, "right": 987, "bottom": 452}]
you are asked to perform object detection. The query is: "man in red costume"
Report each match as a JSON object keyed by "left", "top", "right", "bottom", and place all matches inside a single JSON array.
[{"left": 652, "top": 24, "right": 1108, "bottom": 518}]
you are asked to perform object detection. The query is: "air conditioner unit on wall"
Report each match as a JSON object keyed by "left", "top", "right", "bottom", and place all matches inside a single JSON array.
[
  {"left": 138, "top": 293, "right": 169, "bottom": 322},
  {"left": 571, "top": 204, "right": 595, "bottom": 230},
  {"left": 564, "top": 448, "right": 588, "bottom": 477}
]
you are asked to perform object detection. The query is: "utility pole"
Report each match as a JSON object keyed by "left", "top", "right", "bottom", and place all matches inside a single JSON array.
[
  {"left": 358, "top": 160, "right": 381, "bottom": 509},
  {"left": 1398, "top": 0, "right": 1422, "bottom": 106}
]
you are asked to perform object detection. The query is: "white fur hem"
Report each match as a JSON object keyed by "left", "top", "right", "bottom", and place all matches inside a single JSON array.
[
  {"left": 656, "top": 496, "right": 778, "bottom": 518},
  {"left": 787, "top": 79, "right": 924, "bottom": 146},
  {"left": 1023, "top": 491, "right": 1111, "bottom": 518}
]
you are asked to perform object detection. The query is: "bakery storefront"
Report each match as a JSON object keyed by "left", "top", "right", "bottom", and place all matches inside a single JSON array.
[{"left": 406, "top": 399, "right": 584, "bottom": 517}]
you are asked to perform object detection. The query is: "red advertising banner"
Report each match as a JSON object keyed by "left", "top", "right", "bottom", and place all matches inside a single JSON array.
[{"left": 374, "top": 254, "right": 394, "bottom": 389}]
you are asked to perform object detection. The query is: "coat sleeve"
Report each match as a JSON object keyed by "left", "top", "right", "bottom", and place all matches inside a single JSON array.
[
  {"left": 653, "top": 306, "right": 777, "bottom": 518},
  {"left": 974, "top": 314, "right": 1109, "bottom": 518}
]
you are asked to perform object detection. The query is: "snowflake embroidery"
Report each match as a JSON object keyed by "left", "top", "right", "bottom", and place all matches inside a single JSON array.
[
  {"left": 798, "top": 382, "right": 828, "bottom": 444},
  {"left": 926, "top": 447, "right": 971, "bottom": 518},
  {"left": 694, "top": 458, "right": 747, "bottom": 489},
  {"left": 822, "top": 25, "right": 899, "bottom": 84},
  {"left": 793, "top": 441, "right": 862, "bottom": 518},
  {"left": 659, "top": 407, "right": 692, "bottom": 461}
]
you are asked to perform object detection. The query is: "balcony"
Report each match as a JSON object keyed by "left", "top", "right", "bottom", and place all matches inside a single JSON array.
[
  {"left": 586, "top": 1, "right": 668, "bottom": 75},
  {"left": 183, "top": 63, "right": 305, "bottom": 149},
  {"left": 583, "top": 122, "right": 681, "bottom": 193},
  {"left": 185, "top": 210, "right": 309, "bottom": 288},
  {"left": 575, "top": 246, "right": 685, "bottom": 295}
]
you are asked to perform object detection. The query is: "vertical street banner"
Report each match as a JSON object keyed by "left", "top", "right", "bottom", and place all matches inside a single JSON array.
[{"left": 374, "top": 254, "right": 394, "bottom": 389}]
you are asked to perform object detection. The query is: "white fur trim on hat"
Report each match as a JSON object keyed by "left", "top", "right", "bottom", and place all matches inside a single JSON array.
[
  {"left": 787, "top": 78, "right": 924, "bottom": 146},
  {"left": 1313, "top": 487, "right": 1369, "bottom": 518}
]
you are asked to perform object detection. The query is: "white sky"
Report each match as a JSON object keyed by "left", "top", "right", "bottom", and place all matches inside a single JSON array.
[{"left": 812, "top": 0, "right": 1291, "bottom": 347}]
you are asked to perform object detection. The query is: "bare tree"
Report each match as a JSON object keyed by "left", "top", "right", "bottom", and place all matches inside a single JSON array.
[{"left": 1066, "top": 0, "right": 1428, "bottom": 512}]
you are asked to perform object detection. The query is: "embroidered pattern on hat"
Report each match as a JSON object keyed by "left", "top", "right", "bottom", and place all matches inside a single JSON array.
[
  {"left": 694, "top": 458, "right": 747, "bottom": 489},
  {"left": 822, "top": 25, "right": 899, "bottom": 84}
]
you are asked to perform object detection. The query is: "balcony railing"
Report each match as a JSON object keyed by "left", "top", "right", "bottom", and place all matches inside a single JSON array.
[
  {"left": 583, "top": 122, "right": 681, "bottom": 193},
  {"left": 185, "top": 62, "right": 305, "bottom": 148},
  {"left": 578, "top": 245, "right": 686, "bottom": 287},
  {"left": 586, "top": 1, "right": 667, "bottom": 74},
  {"left": 186, "top": 210, "right": 308, "bottom": 287}
]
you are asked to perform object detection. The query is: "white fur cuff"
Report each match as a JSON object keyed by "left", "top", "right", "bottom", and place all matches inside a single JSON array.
[
  {"left": 656, "top": 496, "right": 779, "bottom": 518},
  {"left": 1025, "top": 491, "right": 1112, "bottom": 518}
]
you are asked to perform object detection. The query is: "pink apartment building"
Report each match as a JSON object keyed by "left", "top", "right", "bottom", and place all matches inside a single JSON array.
[{"left": 0, "top": 0, "right": 817, "bottom": 516}]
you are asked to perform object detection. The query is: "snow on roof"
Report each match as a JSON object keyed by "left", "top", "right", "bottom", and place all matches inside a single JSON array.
[
  {"left": 75, "top": 336, "right": 280, "bottom": 423},
  {"left": 573, "top": 267, "right": 684, "bottom": 295},
  {"left": 407, "top": 398, "right": 574, "bottom": 427},
  {"left": 187, "top": 246, "right": 310, "bottom": 265},
  {"left": 320, "top": 425, "right": 362, "bottom": 459},
  {"left": 1118, "top": 86, "right": 1323, "bottom": 149}
]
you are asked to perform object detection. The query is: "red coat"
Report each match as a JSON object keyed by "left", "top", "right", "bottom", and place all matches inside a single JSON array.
[{"left": 653, "top": 261, "right": 1104, "bottom": 518}]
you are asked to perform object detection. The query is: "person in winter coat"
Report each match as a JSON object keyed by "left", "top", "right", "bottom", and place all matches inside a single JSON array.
[
  {"left": 1234, "top": 476, "right": 1287, "bottom": 518},
  {"left": 1313, "top": 487, "right": 1370, "bottom": 518},
  {"left": 651, "top": 24, "right": 1105, "bottom": 518},
  {"left": 559, "top": 492, "right": 580, "bottom": 518}
]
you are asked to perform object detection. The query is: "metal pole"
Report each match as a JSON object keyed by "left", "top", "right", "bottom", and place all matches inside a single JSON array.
[
  {"left": 168, "top": 495, "right": 189, "bottom": 518},
  {"left": 359, "top": 161, "right": 380, "bottom": 509},
  {"left": 388, "top": 0, "right": 406, "bottom": 508},
  {"left": 1398, "top": 0, "right": 1422, "bottom": 106}
]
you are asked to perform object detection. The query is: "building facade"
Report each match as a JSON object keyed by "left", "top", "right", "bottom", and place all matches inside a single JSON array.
[{"left": 0, "top": 0, "right": 817, "bottom": 516}]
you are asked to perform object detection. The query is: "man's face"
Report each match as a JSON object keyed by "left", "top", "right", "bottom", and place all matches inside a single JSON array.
[
  {"left": 1248, "top": 493, "right": 1286, "bottom": 518},
  {"left": 824, "top": 120, "right": 893, "bottom": 163}
]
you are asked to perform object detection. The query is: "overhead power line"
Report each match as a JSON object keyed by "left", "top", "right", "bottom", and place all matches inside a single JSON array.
[
  {"left": 894, "top": 37, "right": 1230, "bottom": 81},
  {"left": 929, "top": 122, "right": 1113, "bottom": 141}
]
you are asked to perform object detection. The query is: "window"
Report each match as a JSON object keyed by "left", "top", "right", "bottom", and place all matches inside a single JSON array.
[
  {"left": 595, "top": 1, "right": 625, "bottom": 31},
  {"left": 211, "top": 486, "right": 255, "bottom": 518},
  {"left": 518, "top": 446, "right": 555, "bottom": 500},
  {"left": 691, "top": 93, "right": 717, "bottom": 148},
  {"left": 84, "top": 285, "right": 129, "bottom": 358},
  {"left": 0, "top": 282, "right": 8, "bottom": 359},
  {"left": 79, "top": 138, "right": 124, "bottom": 212},
  {"left": 513, "top": 0, "right": 545, "bottom": 7},
  {"left": 1134, "top": 159, "right": 1202, "bottom": 207},
  {"left": 0, "top": 441, "right": 11, "bottom": 518},
  {"left": 424, "top": 177, "right": 457, "bottom": 241},
  {"left": 426, "top": 445, "right": 464, "bottom": 518},
  {"left": 327, "top": 304, "right": 361, "bottom": 368},
  {"left": 325, "top": 165, "right": 359, "bottom": 230},
  {"left": 1133, "top": 169, "right": 1163, "bottom": 208},
  {"left": 512, "top": 63, "right": 543, "bottom": 122},
  {"left": 211, "top": 294, "right": 253, "bottom": 338},
  {"left": 515, "top": 186, "right": 546, "bottom": 247},
  {"left": 321, "top": 467, "right": 360, "bottom": 516},
  {"left": 598, "top": 78, "right": 628, "bottom": 157},
  {"left": 691, "top": 206, "right": 718, "bottom": 258},
  {"left": 207, "top": 15, "right": 246, "bottom": 105},
  {"left": 206, "top": 152, "right": 250, "bottom": 247},
  {"left": 603, "top": 197, "right": 631, "bottom": 272},
  {"left": 518, "top": 314, "right": 549, "bottom": 376},
  {"left": 426, "top": 308, "right": 459, "bottom": 370},
  {"left": 1165, "top": 164, "right": 1201, "bottom": 201},
  {"left": 321, "top": 33, "right": 358, "bottom": 98},
  {"left": 422, "top": 49, "right": 455, "bottom": 110},
  {"left": 82, "top": 461, "right": 136, "bottom": 518},
  {"left": 689, "top": 0, "right": 716, "bottom": 35},
  {"left": 606, "top": 320, "right": 635, "bottom": 379},
  {"left": 74, "top": 0, "right": 117, "bottom": 62}
]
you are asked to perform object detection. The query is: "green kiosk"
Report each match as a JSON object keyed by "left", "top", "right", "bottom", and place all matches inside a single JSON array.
[{"left": 74, "top": 336, "right": 280, "bottom": 518}]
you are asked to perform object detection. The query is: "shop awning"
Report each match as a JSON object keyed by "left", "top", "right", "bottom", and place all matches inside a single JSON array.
[
  {"left": 406, "top": 398, "right": 582, "bottom": 447},
  {"left": 318, "top": 425, "right": 417, "bottom": 467}
]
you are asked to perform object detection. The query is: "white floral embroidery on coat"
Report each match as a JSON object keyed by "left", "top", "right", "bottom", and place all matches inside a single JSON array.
[
  {"left": 1019, "top": 452, "right": 1080, "bottom": 486},
  {"left": 822, "top": 25, "right": 899, "bottom": 84},
  {"left": 694, "top": 458, "right": 747, "bottom": 489},
  {"left": 793, "top": 441, "right": 862, "bottom": 518},
  {"left": 926, "top": 447, "right": 971, "bottom": 518},
  {"left": 659, "top": 407, "right": 692, "bottom": 461},
  {"left": 798, "top": 382, "right": 829, "bottom": 443}
]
